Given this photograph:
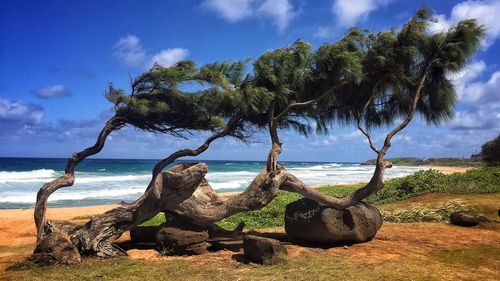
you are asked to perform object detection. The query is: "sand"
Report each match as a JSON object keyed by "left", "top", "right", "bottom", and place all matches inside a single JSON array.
[
  {"left": 422, "top": 165, "right": 472, "bottom": 174},
  {"left": 0, "top": 205, "right": 119, "bottom": 248}
]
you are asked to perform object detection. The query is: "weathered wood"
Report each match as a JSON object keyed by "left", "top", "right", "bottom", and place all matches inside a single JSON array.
[
  {"left": 167, "top": 168, "right": 287, "bottom": 225},
  {"left": 62, "top": 163, "right": 288, "bottom": 257},
  {"left": 69, "top": 163, "right": 208, "bottom": 257}
]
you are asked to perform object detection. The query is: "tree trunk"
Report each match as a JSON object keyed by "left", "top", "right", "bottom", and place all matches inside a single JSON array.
[
  {"left": 41, "top": 163, "right": 288, "bottom": 258},
  {"left": 35, "top": 117, "right": 123, "bottom": 242}
]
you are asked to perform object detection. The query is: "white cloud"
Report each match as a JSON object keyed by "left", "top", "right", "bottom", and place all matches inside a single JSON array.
[
  {"left": 450, "top": 102, "right": 500, "bottom": 130},
  {"left": 332, "top": 0, "right": 392, "bottom": 27},
  {"left": 33, "top": 84, "right": 70, "bottom": 99},
  {"left": 451, "top": 61, "right": 500, "bottom": 103},
  {"left": 203, "top": 0, "right": 255, "bottom": 22},
  {"left": 113, "top": 35, "right": 189, "bottom": 69},
  {"left": 449, "top": 60, "right": 486, "bottom": 101},
  {"left": 428, "top": 0, "right": 500, "bottom": 49},
  {"left": 448, "top": 60, "right": 500, "bottom": 130},
  {"left": 148, "top": 48, "right": 189, "bottom": 68},
  {"left": 461, "top": 70, "right": 500, "bottom": 102},
  {"left": 257, "top": 0, "right": 296, "bottom": 32},
  {"left": 0, "top": 98, "right": 43, "bottom": 125},
  {"left": 113, "top": 35, "right": 147, "bottom": 67},
  {"left": 202, "top": 0, "right": 296, "bottom": 32}
]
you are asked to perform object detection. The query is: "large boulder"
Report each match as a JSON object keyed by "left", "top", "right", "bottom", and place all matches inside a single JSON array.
[
  {"left": 284, "top": 198, "right": 382, "bottom": 244},
  {"left": 30, "top": 228, "right": 81, "bottom": 266},
  {"left": 155, "top": 227, "right": 208, "bottom": 255},
  {"left": 243, "top": 235, "right": 287, "bottom": 264},
  {"left": 450, "top": 211, "right": 491, "bottom": 227}
]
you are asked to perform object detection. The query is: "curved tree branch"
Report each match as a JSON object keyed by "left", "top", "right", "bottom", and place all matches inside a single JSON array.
[
  {"left": 34, "top": 116, "right": 124, "bottom": 241},
  {"left": 266, "top": 101, "right": 282, "bottom": 172},
  {"left": 279, "top": 60, "right": 436, "bottom": 209},
  {"left": 356, "top": 92, "right": 380, "bottom": 154},
  {"left": 148, "top": 114, "right": 243, "bottom": 189}
]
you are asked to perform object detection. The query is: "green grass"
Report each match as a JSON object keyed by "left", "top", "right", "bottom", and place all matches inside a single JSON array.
[
  {"left": 139, "top": 213, "right": 166, "bottom": 227},
  {"left": 136, "top": 167, "right": 500, "bottom": 229},
  {"left": 435, "top": 244, "right": 500, "bottom": 267},
  {"left": 4, "top": 245, "right": 499, "bottom": 281}
]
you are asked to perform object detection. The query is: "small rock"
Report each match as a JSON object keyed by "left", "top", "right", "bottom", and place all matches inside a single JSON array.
[
  {"left": 155, "top": 227, "right": 208, "bottom": 255},
  {"left": 243, "top": 235, "right": 287, "bottom": 265},
  {"left": 450, "top": 211, "right": 490, "bottom": 227},
  {"left": 284, "top": 198, "right": 382, "bottom": 244},
  {"left": 30, "top": 228, "right": 81, "bottom": 266}
]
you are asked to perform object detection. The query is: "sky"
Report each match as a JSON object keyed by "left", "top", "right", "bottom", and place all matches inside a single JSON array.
[{"left": 0, "top": 0, "right": 499, "bottom": 162}]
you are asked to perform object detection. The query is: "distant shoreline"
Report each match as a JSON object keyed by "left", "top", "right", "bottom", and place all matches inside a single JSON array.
[{"left": 363, "top": 157, "right": 483, "bottom": 167}]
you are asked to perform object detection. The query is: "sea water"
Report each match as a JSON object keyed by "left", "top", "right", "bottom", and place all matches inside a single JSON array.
[{"left": 0, "top": 158, "right": 426, "bottom": 209}]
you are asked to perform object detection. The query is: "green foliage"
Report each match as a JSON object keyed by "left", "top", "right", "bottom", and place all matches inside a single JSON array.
[
  {"left": 369, "top": 167, "right": 500, "bottom": 204},
  {"left": 481, "top": 134, "right": 500, "bottom": 166},
  {"left": 252, "top": 40, "right": 319, "bottom": 135},
  {"left": 316, "top": 8, "right": 484, "bottom": 130},
  {"left": 103, "top": 8, "right": 484, "bottom": 146}
]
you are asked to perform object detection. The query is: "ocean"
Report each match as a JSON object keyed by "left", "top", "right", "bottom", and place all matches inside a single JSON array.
[{"left": 0, "top": 158, "right": 426, "bottom": 209}]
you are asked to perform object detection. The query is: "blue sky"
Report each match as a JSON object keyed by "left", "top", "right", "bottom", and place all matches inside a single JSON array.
[{"left": 1, "top": 0, "right": 499, "bottom": 162}]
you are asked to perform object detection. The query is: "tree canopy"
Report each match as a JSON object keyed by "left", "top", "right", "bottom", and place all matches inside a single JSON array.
[
  {"left": 481, "top": 134, "right": 500, "bottom": 166},
  {"left": 103, "top": 8, "right": 484, "bottom": 147}
]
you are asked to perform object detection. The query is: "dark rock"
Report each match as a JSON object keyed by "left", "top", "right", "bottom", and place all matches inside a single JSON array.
[
  {"left": 155, "top": 227, "right": 208, "bottom": 255},
  {"left": 130, "top": 225, "right": 164, "bottom": 243},
  {"left": 284, "top": 198, "right": 382, "bottom": 244},
  {"left": 450, "top": 211, "right": 490, "bottom": 227},
  {"left": 243, "top": 235, "right": 287, "bottom": 264},
  {"left": 30, "top": 228, "right": 81, "bottom": 266}
]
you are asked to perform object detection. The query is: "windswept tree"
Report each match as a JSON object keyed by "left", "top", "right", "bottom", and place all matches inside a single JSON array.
[
  {"left": 480, "top": 134, "right": 500, "bottom": 165},
  {"left": 34, "top": 60, "right": 273, "bottom": 257},
  {"left": 32, "top": 8, "right": 484, "bottom": 263},
  {"left": 254, "top": 8, "right": 484, "bottom": 208}
]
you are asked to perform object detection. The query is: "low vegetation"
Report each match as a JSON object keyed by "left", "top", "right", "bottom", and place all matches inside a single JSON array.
[{"left": 380, "top": 200, "right": 471, "bottom": 223}]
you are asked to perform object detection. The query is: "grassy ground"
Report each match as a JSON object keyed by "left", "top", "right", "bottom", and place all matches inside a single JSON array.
[
  {"left": 1, "top": 167, "right": 499, "bottom": 280},
  {"left": 3, "top": 243, "right": 499, "bottom": 281}
]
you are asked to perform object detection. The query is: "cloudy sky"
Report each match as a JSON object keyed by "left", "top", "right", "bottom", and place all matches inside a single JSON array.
[{"left": 1, "top": 0, "right": 499, "bottom": 162}]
